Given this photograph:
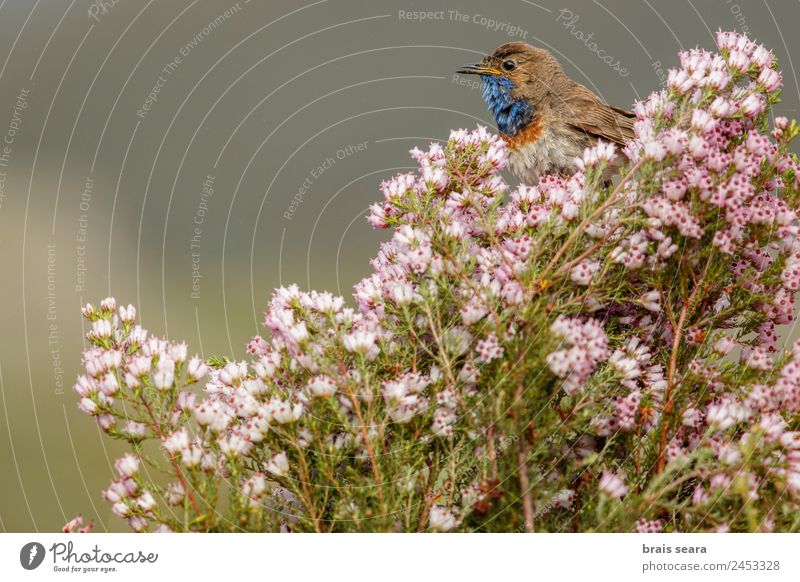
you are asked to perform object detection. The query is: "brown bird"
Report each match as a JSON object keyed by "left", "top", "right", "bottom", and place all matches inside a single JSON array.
[{"left": 458, "top": 42, "right": 635, "bottom": 183}]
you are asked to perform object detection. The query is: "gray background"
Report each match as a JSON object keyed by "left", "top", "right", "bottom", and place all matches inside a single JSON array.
[{"left": 0, "top": 0, "right": 797, "bottom": 532}]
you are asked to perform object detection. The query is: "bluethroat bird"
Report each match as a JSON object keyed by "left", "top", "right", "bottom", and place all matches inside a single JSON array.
[{"left": 458, "top": 42, "right": 635, "bottom": 183}]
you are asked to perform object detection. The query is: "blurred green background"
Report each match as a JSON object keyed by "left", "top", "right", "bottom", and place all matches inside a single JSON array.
[{"left": 0, "top": 0, "right": 798, "bottom": 532}]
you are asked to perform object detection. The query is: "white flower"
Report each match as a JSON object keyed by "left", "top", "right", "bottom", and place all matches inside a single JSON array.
[
  {"left": 186, "top": 356, "right": 209, "bottom": 381},
  {"left": 343, "top": 330, "right": 378, "bottom": 358},
  {"left": 598, "top": 470, "right": 628, "bottom": 499},
  {"left": 570, "top": 259, "right": 600, "bottom": 286},
  {"left": 98, "top": 373, "right": 119, "bottom": 396},
  {"left": 96, "top": 414, "right": 115, "bottom": 431},
  {"left": 136, "top": 490, "right": 157, "bottom": 512},
  {"left": 118, "top": 304, "right": 136, "bottom": 324},
  {"left": 169, "top": 342, "right": 188, "bottom": 363},
  {"left": 112, "top": 502, "right": 132, "bottom": 518},
  {"left": 388, "top": 281, "right": 415, "bottom": 306},
  {"left": 706, "top": 399, "right": 746, "bottom": 430},
  {"left": 152, "top": 358, "right": 175, "bottom": 391},
  {"left": 122, "top": 421, "right": 146, "bottom": 438},
  {"left": 267, "top": 399, "right": 303, "bottom": 424},
  {"left": 129, "top": 325, "right": 148, "bottom": 344},
  {"left": 639, "top": 290, "right": 661, "bottom": 312},
  {"left": 307, "top": 375, "right": 337, "bottom": 397},
  {"left": 181, "top": 445, "right": 203, "bottom": 469},
  {"left": 218, "top": 433, "right": 253, "bottom": 457},
  {"left": 219, "top": 361, "right": 245, "bottom": 385},
  {"left": 162, "top": 428, "right": 190, "bottom": 454},
  {"left": 194, "top": 401, "right": 230, "bottom": 433},
  {"left": 127, "top": 355, "right": 152, "bottom": 377},
  {"left": 265, "top": 452, "right": 290, "bottom": 477},
  {"left": 99, "top": 297, "right": 117, "bottom": 312},
  {"left": 114, "top": 453, "right": 140, "bottom": 477},
  {"left": 167, "top": 481, "right": 186, "bottom": 505},
  {"left": 78, "top": 398, "right": 98, "bottom": 415},
  {"left": 127, "top": 516, "right": 147, "bottom": 532},
  {"left": 242, "top": 473, "right": 267, "bottom": 498},
  {"left": 428, "top": 505, "right": 460, "bottom": 532},
  {"left": 713, "top": 336, "right": 736, "bottom": 355},
  {"left": 91, "top": 319, "right": 113, "bottom": 339}
]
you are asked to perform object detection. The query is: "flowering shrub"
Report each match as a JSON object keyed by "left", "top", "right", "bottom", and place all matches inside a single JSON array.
[{"left": 71, "top": 31, "right": 800, "bottom": 532}]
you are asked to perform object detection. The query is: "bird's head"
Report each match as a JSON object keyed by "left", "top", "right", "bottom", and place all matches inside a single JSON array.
[{"left": 458, "top": 42, "right": 563, "bottom": 136}]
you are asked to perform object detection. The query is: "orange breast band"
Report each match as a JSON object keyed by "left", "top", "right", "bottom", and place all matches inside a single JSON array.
[{"left": 501, "top": 118, "right": 543, "bottom": 150}]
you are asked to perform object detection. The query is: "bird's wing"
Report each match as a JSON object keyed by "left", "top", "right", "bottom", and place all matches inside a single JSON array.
[{"left": 561, "top": 87, "right": 635, "bottom": 146}]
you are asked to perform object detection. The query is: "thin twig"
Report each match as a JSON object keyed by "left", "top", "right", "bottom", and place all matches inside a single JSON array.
[
  {"left": 656, "top": 255, "right": 713, "bottom": 473},
  {"left": 139, "top": 394, "right": 202, "bottom": 516},
  {"left": 513, "top": 378, "right": 535, "bottom": 532},
  {"left": 539, "top": 158, "right": 646, "bottom": 284}
]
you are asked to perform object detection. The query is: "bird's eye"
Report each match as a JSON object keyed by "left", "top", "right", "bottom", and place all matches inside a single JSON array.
[{"left": 501, "top": 60, "right": 516, "bottom": 72}]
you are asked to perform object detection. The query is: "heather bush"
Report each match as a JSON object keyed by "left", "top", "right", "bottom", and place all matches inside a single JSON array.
[{"left": 70, "top": 31, "right": 800, "bottom": 532}]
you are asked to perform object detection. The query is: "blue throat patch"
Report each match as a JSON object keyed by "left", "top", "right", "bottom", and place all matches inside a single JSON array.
[{"left": 480, "top": 75, "right": 534, "bottom": 136}]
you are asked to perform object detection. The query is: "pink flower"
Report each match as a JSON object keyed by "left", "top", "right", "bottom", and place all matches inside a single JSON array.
[
  {"left": 570, "top": 260, "right": 600, "bottom": 286},
  {"left": 716, "top": 30, "right": 738, "bottom": 50},
  {"left": 96, "top": 414, "right": 115, "bottom": 431},
  {"left": 78, "top": 398, "right": 98, "bottom": 415},
  {"left": 307, "top": 375, "right": 337, "bottom": 397},
  {"left": 218, "top": 433, "right": 253, "bottom": 457},
  {"left": 579, "top": 141, "right": 617, "bottom": 168},
  {"left": 751, "top": 45, "right": 773, "bottom": 69},
  {"left": 162, "top": 428, "right": 190, "bottom": 454},
  {"left": 114, "top": 453, "right": 140, "bottom": 477},
  {"left": 127, "top": 516, "right": 147, "bottom": 532},
  {"left": 136, "top": 490, "right": 157, "bottom": 512},
  {"left": 152, "top": 358, "right": 175, "bottom": 391},
  {"left": 599, "top": 470, "right": 628, "bottom": 499},
  {"left": 758, "top": 68, "right": 782, "bottom": 92},
  {"left": 187, "top": 356, "right": 209, "bottom": 381},
  {"left": 706, "top": 399, "right": 746, "bottom": 430},
  {"left": 122, "top": 421, "right": 146, "bottom": 438},
  {"left": 743, "top": 346, "right": 772, "bottom": 370},
  {"left": 475, "top": 334, "right": 504, "bottom": 363},
  {"left": 194, "top": 400, "right": 230, "bottom": 433},
  {"left": 635, "top": 518, "right": 664, "bottom": 533},
  {"left": 727, "top": 49, "right": 750, "bottom": 72},
  {"left": 99, "top": 297, "right": 117, "bottom": 312},
  {"left": 714, "top": 336, "right": 736, "bottom": 355},
  {"left": 691, "top": 109, "right": 717, "bottom": 134},
  {"left": 118, "top": 304, "right": 136, "bottom": 324},
  {"left": 668, "top": 69, "right": 694, "bottom": 94},
  {"left": 740, "top": 93, "right": 765, "bottom": 117},
  {"left": 343, "top": 330, "right": 378, "bottom": 360},
  {"left": 547, "top": 316, "right": 609, "bottom": 394}
]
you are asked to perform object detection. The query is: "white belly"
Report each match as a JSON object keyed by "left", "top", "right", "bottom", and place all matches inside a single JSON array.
[{"left": 507, "top": 128, "right": 583, "bottom": 184}]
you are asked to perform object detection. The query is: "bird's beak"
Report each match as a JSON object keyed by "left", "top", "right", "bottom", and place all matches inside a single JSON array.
[{"left": 456, "top": 63, "right": 501, "bottom": 76}]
